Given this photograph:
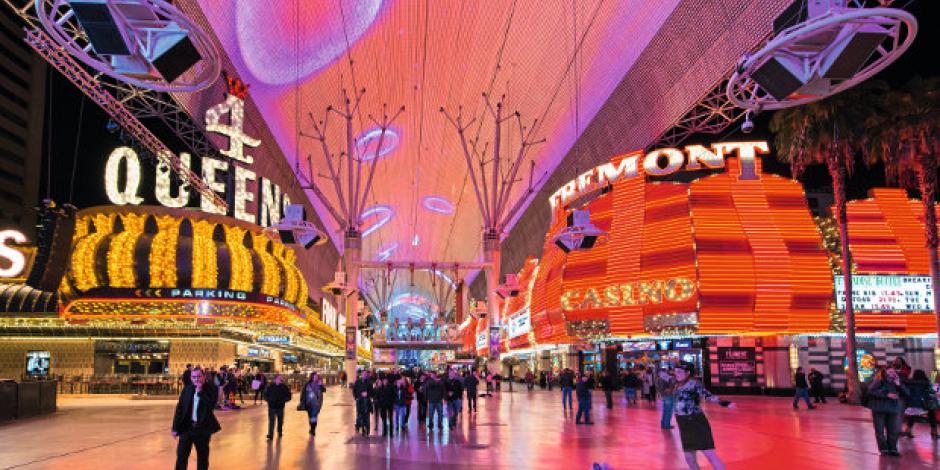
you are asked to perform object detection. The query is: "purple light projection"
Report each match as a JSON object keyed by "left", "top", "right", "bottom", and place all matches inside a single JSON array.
[
  {"left": 234, "top": 0, "right": 383, "bottom": 85},
  {"left": 421, "top": 196, "right": 454, "bottom": 214},
  {"left": 356, "top": 127, "right": 400, "bottom": 161},
  {"left": 376, "top": 241, "right": 399, "bottom": 261},
  {"left": 359, "top": 204, "right": 392, "bottom": 238}
]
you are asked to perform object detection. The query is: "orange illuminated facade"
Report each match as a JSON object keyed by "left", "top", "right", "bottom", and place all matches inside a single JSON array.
[
  {"left": 846, "top": 188, "right": 937, "bottom": 334},
  {"left": 527, "top": 147, "right": 836, "bottom": 342}
]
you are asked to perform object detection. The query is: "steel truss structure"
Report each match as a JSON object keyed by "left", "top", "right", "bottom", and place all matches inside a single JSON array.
[
  {"left": 4, "top": 0, "right": 225, "bottom": 209},
  {"left": 650, "top": 77, "right": 746, "bottom": 149}
]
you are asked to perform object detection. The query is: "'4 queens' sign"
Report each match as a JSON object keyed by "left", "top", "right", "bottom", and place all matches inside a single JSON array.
[{"left": 103, "top": 83, "right": 290, "bottom": 228}]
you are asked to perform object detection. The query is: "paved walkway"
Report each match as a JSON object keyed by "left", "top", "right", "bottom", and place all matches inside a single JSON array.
[{"left": 1, "top": 389, "right": 937, "bottom": 469}]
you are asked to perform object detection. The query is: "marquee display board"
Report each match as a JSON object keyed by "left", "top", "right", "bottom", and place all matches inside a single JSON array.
[
  {"left": 844, "top": 188, "right": 939, "bottom": 333},
  {"left": 835, "top": 275, "right": 933, "bottom": 313}
]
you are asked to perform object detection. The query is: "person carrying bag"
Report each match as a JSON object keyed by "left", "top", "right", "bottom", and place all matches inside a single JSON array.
[{"left": 298, "top": 372, "right": 326, "bottom": 436}]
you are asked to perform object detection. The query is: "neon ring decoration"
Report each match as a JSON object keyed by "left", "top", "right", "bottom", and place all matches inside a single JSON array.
[
  {"left": 726, "top": 4, "right": 916, "bottom": 111},
  {"left": 359, "top": 205, "right": 392, "bottom": 238},
  {"left": 376, "top": 241, "right": 399, "bottom": 261},
  {"left": 422, "top": 196, "right": 454, "bottom": 215},
  {"left": 34, "top": 0, "right": 222, "bottom": 92},
  {"left": 356, "top": 127, "right": 400, "bottom": 161}
]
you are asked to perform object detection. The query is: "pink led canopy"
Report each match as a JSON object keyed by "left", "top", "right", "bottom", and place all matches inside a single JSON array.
[{"left": 195, "top": 0, "right": 681, "bottom": 266}]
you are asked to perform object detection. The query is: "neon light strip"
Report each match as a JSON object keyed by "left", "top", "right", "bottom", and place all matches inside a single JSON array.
[{"left": 376, "top": 241, "right": 399, "bottom": 261}]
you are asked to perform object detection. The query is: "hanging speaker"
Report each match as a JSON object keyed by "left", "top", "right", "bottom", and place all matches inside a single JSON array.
[
  {"left": 149, "top": 33, "right": 202, "bottom": 83},
  {"left": 69, "top": 0, "right": 132, "bottom": 55},
  {"left": 26, "top": 201, "right": 77, "bottom": 292}
]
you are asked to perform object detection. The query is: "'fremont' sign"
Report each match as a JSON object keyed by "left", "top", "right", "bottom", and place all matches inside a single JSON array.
[{"left": 549, "top": 141, "right": 769, "bottom": 208}]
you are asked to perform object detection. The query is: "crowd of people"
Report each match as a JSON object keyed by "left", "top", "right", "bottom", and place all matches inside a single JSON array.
[
  {"left": 553, "top": 364, "right": 735, "bottom": 470},
  {"left": 350, "top": 367, "right": 484, "bottom": 436}
]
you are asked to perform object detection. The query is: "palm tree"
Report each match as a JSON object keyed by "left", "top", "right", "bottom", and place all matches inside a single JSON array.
[
  {"left": 770, "top": 81, "right": 886, "bottom": 404},
  {"left": 866, "top": 77, "right": 940, "bottom": 338}
]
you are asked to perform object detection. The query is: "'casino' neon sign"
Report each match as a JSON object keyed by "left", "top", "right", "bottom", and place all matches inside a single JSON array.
[
  {"left": 549, "top": 141, "right": 769, "bottom": 208},
  {"left": 561, "top": 278, "right": 696, "bottom": 312}
]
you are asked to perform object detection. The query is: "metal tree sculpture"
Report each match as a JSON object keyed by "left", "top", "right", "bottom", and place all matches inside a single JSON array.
[
  {"left": 298, "top": 87, "right": 404, "bottom": 379},
  {"left": 441, "top": 93, "right": 545, "bottom": 363}
]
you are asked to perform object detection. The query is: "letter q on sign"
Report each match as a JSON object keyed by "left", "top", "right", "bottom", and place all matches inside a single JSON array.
[{"left": 0, "top": 230, "right": 27, "bottom": 278}]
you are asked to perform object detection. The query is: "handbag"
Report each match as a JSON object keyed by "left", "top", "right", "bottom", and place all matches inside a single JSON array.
[
  {"left": 924, "top": 394, "right": 940, "bottom": 411},
  {"left": 251, "top": 379, "right": 262, "bottom": 391}
]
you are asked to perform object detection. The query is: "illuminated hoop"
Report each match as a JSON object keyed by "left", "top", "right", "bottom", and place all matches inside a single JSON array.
[
  {"left": 422, "top": 196, "right": 454, "bottom": 215},
  {"left": 359, "top": 205, "right": 393, "bottom": 238},
  {"left": 34, "top": 0, "right": 221, "bottom": 92},
  {"left": 356, "top": 127, "right": 400, "bottom": 161},
  {"left": 726, "top": 7, "right": 917, "bottom": 111}
]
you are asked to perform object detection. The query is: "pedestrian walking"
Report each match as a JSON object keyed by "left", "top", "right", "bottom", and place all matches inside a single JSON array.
[
  {"left": 446, "top": 369, "right": 465, "bottom": 429},
  {"left": 261, "top": 374, "right": 291, "bottom": 439},
  {"left": 402, "top": 376, "right": 415, "bottom": 426},
  {"left": 171, "top": 367, "right": 221, "bottom": 470},
  {"left": 599, "top": 370, "right": 614, "bottom": 410},
  {"left": 622, "top": 369, "right": 640, "bottom": 406},
  {"left": 416, "top": 373, "right": 429, "bottom": 424},
  {"left": 298, "top": 372, "right": 325, "bottom": 436},
  {"left": 560, "top": 368, "right": 575, "bottom": 411},
  {"left": 376, "top": 374, "right": 396, "bottom": 436},
  {"left": 644, "top": 367, "right": 656, "bottom": 405},
  {"left": 808, "top": 368, "right": 826, "bottom": 404},
  {"left": 465, "top": 370, "right": 480, "bottom": 413},
  {"left": 673, "top": 362, "right": 734, "bottom": 470},
  {"left": 575, "top": 373, "right": 594, "bottom": 425},
  {"left": 867, "top": 367, "right": 909, "bottom": 457},
  {"left": 901, "top": 369, "right": 939, "bottom": 439},
  {"left": 352, "top": 370, "right": 373, "bottom": 436},
  {"left": 656, "top": 368, "right": 676, "bottom": 429},
  {"left": 394, "top": 378, "right": 411, "bottom": 432},
  {"left": 422, "top": 373, "right": 446, "bottom": 430},
  {"left": 641, "top": 367, "right": 652, "bottom": 403},
  {"left": 792, "top": 367, "right": 815, "bottom": 410}
]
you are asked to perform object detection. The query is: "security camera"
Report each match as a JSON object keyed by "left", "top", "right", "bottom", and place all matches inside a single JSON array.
[
  {"left": 551, "top": 210, "right": 607, "bottom": 253},
  {"left": 741, "top": 111, "right": 754, "bottom": 134},
  {"left": 321, "top": 272, "right": 356, "bottom": 296},
  {"left": 268, "top": 204, "right": 327, "bottom": 249},
  {"left": 496, "top": 274, "right": 521, "bottom": 299}
]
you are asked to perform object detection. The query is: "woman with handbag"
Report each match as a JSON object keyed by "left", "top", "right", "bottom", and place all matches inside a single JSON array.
[
  {"left": 867, "top": 367, "right": 909, "bottom": 457},
  {"left": 901, "top": 369, "right": 938, "bottom": 439},
  {"left": 672, "top": 362, "right": 735, "bottom": 470},
  {"left": 299, "top": 372, "right": 326, "bottom": 436}
]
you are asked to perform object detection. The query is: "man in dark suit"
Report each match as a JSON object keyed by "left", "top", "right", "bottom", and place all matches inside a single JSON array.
[{"left": 172, "top": 367, "right": 221, "bottom": 470}]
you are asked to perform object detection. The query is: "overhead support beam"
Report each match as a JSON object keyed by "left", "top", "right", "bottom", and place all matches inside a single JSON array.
[{"left": 24, "top": 27, "right": 227, "bottom": 211}]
